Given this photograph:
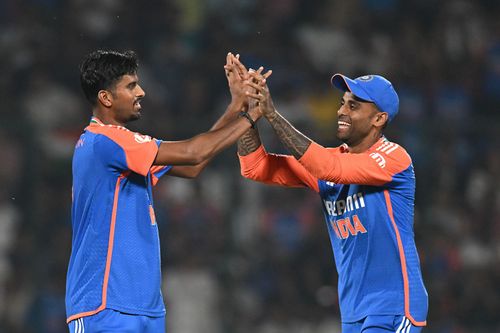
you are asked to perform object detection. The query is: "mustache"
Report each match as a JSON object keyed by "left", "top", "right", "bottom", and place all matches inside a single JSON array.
[{"left": 338, "top": 115, "right": 351, "bottom": 123}]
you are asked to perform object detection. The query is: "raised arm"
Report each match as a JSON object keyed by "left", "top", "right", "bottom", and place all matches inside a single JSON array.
[
  {"left": 237, "top": 70, "right": 318, "bottom": 191},
  {"left": 237, "top": 68, "right": 265, "bottom": 157},
  {"left": 245, "top": 71, "right": 313, "bottom": 160},
  {"left": 167, "top": 53, "right": 271, "bottom": 178},
  {"left": 154, "top": 106, "right": 261, "bottom": 166},
  {"left": 237, "top": 126, "right": 262, "bottom": 156}
]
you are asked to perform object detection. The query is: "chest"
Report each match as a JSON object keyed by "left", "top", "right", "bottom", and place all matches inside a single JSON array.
[
  {"left": 319, "top": 182, "right": 368, "bottom": 216},
  {"left": 319, "top": 181, "right": 379, "bottom": 241}
]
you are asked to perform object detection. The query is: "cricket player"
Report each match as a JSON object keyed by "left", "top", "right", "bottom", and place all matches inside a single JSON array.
[
  {"left": 237, "top": 66, "right": 428, "bottom": 332},
  {"left": 66, "top": 50, "right": 267, "bottom": 332}
]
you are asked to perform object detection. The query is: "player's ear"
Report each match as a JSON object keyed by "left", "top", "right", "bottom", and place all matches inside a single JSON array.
[
  {"left": 374, "top": 112, "right": 388, "bottom": 128},
  {"left": 97, "top": 90, "right": 113, "bottom": 108}
]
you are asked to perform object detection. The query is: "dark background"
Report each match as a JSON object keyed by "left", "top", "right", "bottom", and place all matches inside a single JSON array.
[{"left": 0, "top": 0, "right": 499, "bottom": 332}]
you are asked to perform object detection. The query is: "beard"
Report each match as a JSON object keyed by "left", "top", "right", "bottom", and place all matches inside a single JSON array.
[
  {"left": 129, "top": 112, "right": 141, "bottom": 121},
  {"left": 336, "top": 127, "right": 365, "bottom": 147}
]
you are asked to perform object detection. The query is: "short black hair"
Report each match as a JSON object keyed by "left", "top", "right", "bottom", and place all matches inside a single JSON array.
[{"left": 79, "top": 50, "right": 139, "bottom": 105}]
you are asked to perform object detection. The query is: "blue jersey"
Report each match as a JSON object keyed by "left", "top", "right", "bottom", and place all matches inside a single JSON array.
[
  {"left": 239, "top": 137, "right": 428, "bottom": 326},
  {"left": 66, "top": 117, "right": 171, "bottom": 323}
]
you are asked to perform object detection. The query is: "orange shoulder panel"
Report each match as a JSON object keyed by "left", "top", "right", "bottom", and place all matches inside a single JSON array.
[
  {"left": 88, "top": 125, "right": 159, "bottom": 177},
  {"left": 298, "top": 140, "right": 411, "bottom": 186}
]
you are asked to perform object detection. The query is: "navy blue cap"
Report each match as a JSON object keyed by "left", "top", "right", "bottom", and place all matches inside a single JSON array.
[{"left": 331, "top": 74, "right": 399, "bottom": 122}]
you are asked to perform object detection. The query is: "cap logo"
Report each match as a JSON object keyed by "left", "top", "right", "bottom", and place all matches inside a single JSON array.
[{"left": 358, "top": 75, "right": 373, "bottom": 81}]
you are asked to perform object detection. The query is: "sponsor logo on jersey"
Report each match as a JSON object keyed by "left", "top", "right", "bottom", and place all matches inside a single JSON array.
[
  {"left": 369, "top": 152, "right": 386, "bottom": 168},
  {"left": 323, "top": 192, "right": 365, "bottom": 217},
  {"left": 134, "top": 133, "right": 152, "bottom": 143},
  {"left": 375, "top": 141, "right": 399, "bottom": 154},
  {"left": 75, "top": 138, "right": 85, "bottom": 148}
]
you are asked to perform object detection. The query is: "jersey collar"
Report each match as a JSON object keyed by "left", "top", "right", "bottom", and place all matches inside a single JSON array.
[
  {"left": 367, "top": 136, "right": 387, "bottom": 152},
  {"left": 87, "top": 116, "right": 130, "bottom": 132},
  {"left": 89, "top": 116, "right": 105, "bottom": 126},
  {"left": 342, "top": 136, "right": 387, "bottom": 153}
]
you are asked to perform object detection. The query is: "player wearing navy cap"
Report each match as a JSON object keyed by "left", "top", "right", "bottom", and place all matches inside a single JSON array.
[
  {"left": 66, "top": 50, "right": 269, "bottom": 333},
  {"left": 237, "top": 62, "right": 428, "bottom": 332}
]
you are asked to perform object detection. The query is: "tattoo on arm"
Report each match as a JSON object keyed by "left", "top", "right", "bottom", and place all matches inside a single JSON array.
[
  {"left": 238, "top": 127, "right": 262, "bottom": 156},
  {"left": 266, "top": 111, "right": 312, "bottom": 159}
]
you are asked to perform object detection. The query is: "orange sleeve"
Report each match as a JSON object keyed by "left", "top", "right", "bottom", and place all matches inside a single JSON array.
[
  {"left": 298, "top": 142, "right": 412, "bottom": 186},
  {"left": 239, "top": 145, "right": 319, "bottom": 192}
]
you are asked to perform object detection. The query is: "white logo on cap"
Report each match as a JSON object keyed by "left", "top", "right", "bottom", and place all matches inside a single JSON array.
[{"left": 358, "top": 75, "right": 373, "bottom": 81}]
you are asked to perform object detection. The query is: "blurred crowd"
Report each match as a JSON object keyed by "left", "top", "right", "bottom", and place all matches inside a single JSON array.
[{"left": 0, "top": 0, "right": 499, "bottom": 332}]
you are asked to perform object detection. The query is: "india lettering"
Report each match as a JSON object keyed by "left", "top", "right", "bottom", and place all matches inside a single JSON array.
[{"left": 330, "top": 214, "right": 367, "bottom": 239}]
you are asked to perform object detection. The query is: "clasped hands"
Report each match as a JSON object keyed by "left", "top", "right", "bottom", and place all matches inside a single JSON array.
[{"left": 224, "top": 52, "right": 276, "bottom": 122}]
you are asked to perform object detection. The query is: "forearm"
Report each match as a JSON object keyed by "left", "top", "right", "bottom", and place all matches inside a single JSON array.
[
  {"left": 209, "top": 99, "right": 246, "bottom": 131},
  {"left": 169, "top": 100, "right": 246, "bottom": 177},
  {"left": 197, "top": 108, "right": 259, "bottom": 161},
  {"left": 265, "top": 110, "right": 312, "bottom": 159},
  {"left": 156, "top": 108, "right": 260, "bottom": 166},
  {"left": 237, "top": 127, "right": 262, "bottom": 156}
]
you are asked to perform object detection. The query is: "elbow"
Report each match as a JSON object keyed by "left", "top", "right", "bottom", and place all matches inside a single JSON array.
[
  {"left": 182, "top": 173, "right": 198, "bottom": 179},
  {"left": 304, "top": 166, "right": 331, "bottom": 181},
  {"left": 184, "top": 145, "right": 210, "bottom": 165},
  {"left": 185, "top": 168, "right": 204, "bottom": 179},
  {"left": 306, "top": 165, "right": 340, "bottom": 183},
  {"left": 240, "top": 168, "right": 250, "bottom": 179},
  {"left": 310, "top": 169, "right": 329, "bottom": 180},
  {"left": 240, "top": 166, "right": 261, "bottom": 181},
  {"left": 239, "top": 161, "right": 252, "bottom": 179},
  {"left": 190, "top": 154, "right": 207, "bottom": 166}
]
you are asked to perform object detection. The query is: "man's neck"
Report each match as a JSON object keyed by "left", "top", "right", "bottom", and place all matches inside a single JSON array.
[
  {"left": 347, "top": 132, "right": 382, "bottom": 153},
  {"left": 93, "top": 109, "right": 125, "bottom": 127}
]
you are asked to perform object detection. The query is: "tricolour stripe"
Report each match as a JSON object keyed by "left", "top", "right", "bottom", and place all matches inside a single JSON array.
[
  {"left": 403, "top": 319, "right": 412, "bottom": 333},
  {"left": 67, "top": 172, "right": 129, "bottom": 323},
  {"left": 395, "top": 318, "right": 407, "bottom": 333},
  {"left": 384, "top": 190, "right": 427, "bottom": 327}
]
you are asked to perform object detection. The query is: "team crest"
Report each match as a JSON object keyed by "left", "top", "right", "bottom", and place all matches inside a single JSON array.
[{"left": 358, "top": 75, "right": 373, "bottom": 81}]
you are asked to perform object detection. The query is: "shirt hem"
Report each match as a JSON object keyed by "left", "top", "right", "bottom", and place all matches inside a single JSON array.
[
  {"left": 341, "top": 311, "right": 427, "bottom": 326},
  {"left": 67, "top": 304, "right": 166, "bottom": 322},
  {"left": 106, "top": 303, "right": 166, "bottom": 317}
]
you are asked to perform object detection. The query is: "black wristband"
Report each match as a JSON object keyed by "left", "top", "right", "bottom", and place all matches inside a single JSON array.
[{"left": 239, "top": 111, "right": 256, "bottom": 129}]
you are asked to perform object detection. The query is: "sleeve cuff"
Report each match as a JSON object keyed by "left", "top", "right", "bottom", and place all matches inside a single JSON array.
[
  {"left": 298, "top": 141, "right": 322, "bottom": 166},
  {"left": 238, "top": 145, "right": 266, "bottom": 171}
]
